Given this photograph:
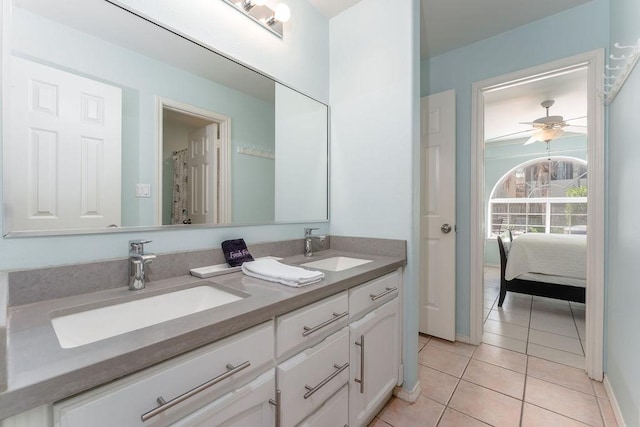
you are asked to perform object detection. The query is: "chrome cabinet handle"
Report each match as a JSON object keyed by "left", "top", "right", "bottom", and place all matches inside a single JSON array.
[
  {"left": 354, "top": 334, "right": 365, "bottom": 393},
  {"left": 302, "top": 311, "right": 348, "bottom": 337},
  {"left": 269, "top": 389, "right": 281, "bottom": 427},
  {"left": 141, "top": 360, "right": 251, "bottom": 421},
  {"left": 303, "top": 362, "right": 349, "bottom": 399},
  {"left": 369, "top": 287, "right": 398, "bottom": 301}
]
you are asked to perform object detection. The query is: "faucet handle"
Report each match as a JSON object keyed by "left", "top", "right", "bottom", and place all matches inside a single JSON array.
[
  {"left": 129, "top": 239, "right": 152, "bottom": 254},
  {"left": 304, "top": 228, "right": 319, "bottom": 237}
]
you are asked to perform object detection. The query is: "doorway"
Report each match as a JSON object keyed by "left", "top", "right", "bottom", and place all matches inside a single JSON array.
[
  {"left": 469, "top": 50, "right": 605, "bottom": 380},
  {"left": 156, "top": 99, "right": 231, "bottom": 226}
]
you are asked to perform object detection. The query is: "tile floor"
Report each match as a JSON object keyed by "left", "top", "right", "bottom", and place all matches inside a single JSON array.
[
  {"left": 369, "top": 267, "right": 617, "bottom": 426},
  {"left": 370, "top": 336, "right": 618, "bottom": 426},
  {"left": 482, "top": 267, "right": 587, "bottom": 369}
]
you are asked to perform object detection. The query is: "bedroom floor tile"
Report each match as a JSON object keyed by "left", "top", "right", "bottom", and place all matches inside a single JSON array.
[
  {"left": 488, "top": 308, "right": 531, "bottom": 327},
  {"left": 527, "top": 357, "right": 594, "bottom": 395},
  {"left": 482, "top": 331, "right": 527, "bottom": 353},
  {"left": 427, "top": 337, "right": 476, "bottom": 357},
  {"left": 530, "top": 312, "right": 580, "bottom": 338},
  {"left": 527, "top": 343, "right": 585, "bottom": 370},
  {"left": 528, "top": 329, "right": 584, "bottom": 355},
  {"left": 484, "top": 318, "right": 529, "bottom": 340},
  {"left": 472, "top": 343, "right": 528, "bottom": 373}
]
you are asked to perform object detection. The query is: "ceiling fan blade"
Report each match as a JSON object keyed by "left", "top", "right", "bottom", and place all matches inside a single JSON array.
[
  {"left": 564, "top": 125, "right": 588, "bottom": 133},
  {"left": 564, "top": 116, "right": 587, "bottom": 122},
  {"left": 524, "top": 135, "right": 539, "bottom": 145},
  {"left": 486, "top": 129, "right": 533, "bottom": 141}
]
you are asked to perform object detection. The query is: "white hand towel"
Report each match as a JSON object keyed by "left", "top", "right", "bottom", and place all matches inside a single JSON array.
[{"left": 241, "top": 259, "right": 324, "bottom": 287}]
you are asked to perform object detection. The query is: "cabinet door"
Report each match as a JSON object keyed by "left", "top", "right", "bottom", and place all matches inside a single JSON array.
[
  {"left": 297, "top": 384, "right": 348, "bottom": 427},
  {"left": 349, "top": 298, "right": 399, "bottom": 427},
  {"left": 171, "top": 370, "right": 275, "bottom": 427}
]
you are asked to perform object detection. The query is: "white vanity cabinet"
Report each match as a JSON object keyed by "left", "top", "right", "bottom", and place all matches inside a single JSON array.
[
  {"left": 348, "top": 271, "right": 401, "bottom": 427},
  {"left": 53, "top": 322, "right": 275, "bottom": 427}
]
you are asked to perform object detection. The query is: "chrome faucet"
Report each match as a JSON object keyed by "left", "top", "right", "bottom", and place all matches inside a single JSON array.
[
  {"left": 304, "top": 228, "right": 319, "bottom": 257},
  {"left": 128, "top": 240, "right": 156, "bottom": 291}
]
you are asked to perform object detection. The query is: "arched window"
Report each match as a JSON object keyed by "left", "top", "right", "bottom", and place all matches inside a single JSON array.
[{"left": 488, "top": 156, "right": 587, "bottom": 237}]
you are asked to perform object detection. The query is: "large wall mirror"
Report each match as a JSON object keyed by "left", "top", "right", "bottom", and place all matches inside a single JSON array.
[{"left": 2, "top": 0, "right": 329, "bottom": 236}]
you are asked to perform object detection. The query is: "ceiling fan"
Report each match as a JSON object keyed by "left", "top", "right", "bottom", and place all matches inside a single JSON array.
[
  {"left": 520, "top": 100, "right": 586, "bottom": 145},
  {"left": 488, "top": 100, "right": 587, "bottom": 145}
]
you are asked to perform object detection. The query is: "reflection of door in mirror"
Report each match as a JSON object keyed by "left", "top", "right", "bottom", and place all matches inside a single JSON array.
[
  {"left": 7, "top": 56, "right": 122, "bottom": 231},
  {"left": 160, "top": 102, "right": 231, "bottom": 225}
]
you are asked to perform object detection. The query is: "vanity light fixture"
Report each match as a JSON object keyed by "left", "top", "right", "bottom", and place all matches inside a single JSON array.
[{"left": 223, "top": 0, "right": 291, "bottom": 38}]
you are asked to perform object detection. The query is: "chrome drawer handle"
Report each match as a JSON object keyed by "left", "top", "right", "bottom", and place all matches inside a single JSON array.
[
  {"left": 302, "top": 311, "right": 348, "bottom": 337},
  {"left": 369, "top": 287, "right": 398, "bottom": 301},
  {"left": 141, "top": 360, "right": 251, "bottom": 421},
  {"left": 354, "top": 335, "right": 365, "bottom": 393},
  {"left": 303, "top": 362, "right": 349, "bottom": 399},
  {"left": 269, "top": 389, "right": 281, "bottom": 427}
]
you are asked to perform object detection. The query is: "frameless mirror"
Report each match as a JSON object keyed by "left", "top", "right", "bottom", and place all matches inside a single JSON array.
[{"left": 3, "top": 0, "right": 328, "bottom": 236}]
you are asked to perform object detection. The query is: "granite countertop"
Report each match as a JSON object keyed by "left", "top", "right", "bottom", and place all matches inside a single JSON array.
[{"left": 0, "top": 249, "right": 405, "bottom": 419}]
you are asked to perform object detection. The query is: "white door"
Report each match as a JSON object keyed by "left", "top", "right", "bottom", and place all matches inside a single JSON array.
[
  {"left": 419, "top": 90, "right": 456, "bottom": 341},
  {"left": 7, "top": 56, "right": 122, "bottom": 231},
  {"left": 187, "top": 123, "right": 219, "bottom": 224}
]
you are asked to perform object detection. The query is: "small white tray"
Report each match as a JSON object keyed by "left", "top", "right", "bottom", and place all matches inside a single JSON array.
[{"left": 190, "top": 256, "right": 282, "bottom": 278}]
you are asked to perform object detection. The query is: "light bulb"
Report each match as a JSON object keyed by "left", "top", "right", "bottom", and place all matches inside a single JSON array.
[{"left": 274, "top": 3, "right": 291, "bottom": 23}]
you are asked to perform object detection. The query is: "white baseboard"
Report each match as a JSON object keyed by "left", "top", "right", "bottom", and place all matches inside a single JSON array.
[
  {"left": 394, "top": 381, "right": 421, "bottom": 403},
  {"left": 456, "top": 334, "right": 471, "bottom": 344},
  {"left": 603, "top": 375, "right": 627, "bottom": 427}
]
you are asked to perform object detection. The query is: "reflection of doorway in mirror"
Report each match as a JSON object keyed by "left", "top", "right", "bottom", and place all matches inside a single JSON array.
[{"left": 158, "top": 100, "right": 231, "bottom": 226}]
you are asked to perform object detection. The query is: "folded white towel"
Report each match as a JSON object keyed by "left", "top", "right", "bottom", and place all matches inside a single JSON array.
[{"left": 241, "top": 259, "right": 324, "bottom": 287}]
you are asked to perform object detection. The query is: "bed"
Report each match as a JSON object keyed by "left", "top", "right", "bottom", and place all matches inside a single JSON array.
[{"left": 496, "top": 231, "right": 586, "bottom": 307}]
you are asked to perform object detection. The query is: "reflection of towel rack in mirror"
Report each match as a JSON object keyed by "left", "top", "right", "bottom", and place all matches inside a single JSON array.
[
  {"left": 602, "top": 39, "right": 640, "bottom": 105},
  {"left": 237, "top": 146, "right": 275, "bottom": 160}
]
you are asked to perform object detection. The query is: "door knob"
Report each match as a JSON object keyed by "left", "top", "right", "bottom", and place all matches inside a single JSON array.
[{"left": 441, "top": 224, "right": 452, "bottom": 234}]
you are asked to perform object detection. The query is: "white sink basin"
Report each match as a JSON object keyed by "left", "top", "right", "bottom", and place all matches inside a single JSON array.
[
  {"left": 301, "top": 256, "right": 372, "bottom": 272},
  {"left": 51, "top": 285, "right": 247, "bottom": 349}
]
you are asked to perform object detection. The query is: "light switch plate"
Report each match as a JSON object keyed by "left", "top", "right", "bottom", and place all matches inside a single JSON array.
[{"left": 135, "top": 183, "right": 151, "bottom": 198}]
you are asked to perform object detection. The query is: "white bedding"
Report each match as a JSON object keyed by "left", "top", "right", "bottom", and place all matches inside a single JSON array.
[{"left": 505, "top": 233, "right": 587, "bottom": 283}]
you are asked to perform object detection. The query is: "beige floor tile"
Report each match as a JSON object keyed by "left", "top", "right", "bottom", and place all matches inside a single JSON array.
[
  {"left": 462, "top": 359, "right": 525, "bottom": 399},
  {"left": 419, "top": 334, "right": 430, "bottom": 352},
  {"left": 368, "top": 417, "right": 392, "bottom": 427},
  {"left": 487, "top": 309, "right": 530, "bottom": 327},
  {"left": 437, "top": 407, "right": 491, "bottom": 427},
  {"left": 528, "top": 329, "right": 584, "bottom": 355},
  {"left": 472, "top": 343, "right": 528, "bottom": 373},
  {"left": 484, "top": 319, "right": 529, "bottom": 340},
  {"left": 482, "top": 331, "right": 527, "bottom": 353},
  {"left": 497, "top": 301, "right": 532, "bottom": 316},
  {"left": 418, "top": 365, "right": 459, "bottom": 405},
  {"left": 418, "top": 345, "right": 470, "bottom": 378},
  {"left": 427, "top": 337, "right": 476, "bottom": 357},
  {"left": 377, "top": 395, "right": 444, "bottom": 427},
  {"left": 448, "top": 380, "right": 522, "bottom": 427},
  {"left": 527, "top": 357, "right": 593, "bottom": 395},
  {"left": 530, "top": 312, "right": 580, "bottom": 338},
  {"left": 484, "top": 298, "right": 496, "bottom": 309},
  {"left": 598, "top": 398, "right": 619, "bottom": 427},
  {"left": 591, "top": 380, "right": 609, "bottom": 399},
  {"left": 521, "top": 403, "right": 590, "bottom": 426},
  {"left": 527, "top": 343, "right": 585, "bottom": 370},
  {"left": 525, "top": 377, "right": 603, "bottom": 426}
]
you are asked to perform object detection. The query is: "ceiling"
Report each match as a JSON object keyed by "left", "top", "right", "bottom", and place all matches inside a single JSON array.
[{"left": 308, "top": 0, "right": 594, "bottom": 59}]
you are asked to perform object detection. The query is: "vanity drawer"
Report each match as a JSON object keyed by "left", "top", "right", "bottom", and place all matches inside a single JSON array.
[
  {"left": 276, "top": 291, "right": 348, "bottom": 359},
  {"left": 297, "top": 384, "right": 348, "bottom": 427},
  {"left": 277, "top": 327, "right": 349, "bottom": 427},
  {"left": 54, "top": 322, "right": 274, "bottom": 427},
  {"left": 349, "top": 270, "right": 400, "bottom": 320}
]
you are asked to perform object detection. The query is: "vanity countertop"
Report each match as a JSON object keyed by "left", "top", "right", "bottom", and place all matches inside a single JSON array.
[{"left": 0, "top": 250, "right": 405, "bottom": 420}]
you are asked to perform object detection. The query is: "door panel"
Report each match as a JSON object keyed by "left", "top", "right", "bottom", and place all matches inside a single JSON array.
[{"left": 419, "top": 90, "right": 456, "bottom": 341}]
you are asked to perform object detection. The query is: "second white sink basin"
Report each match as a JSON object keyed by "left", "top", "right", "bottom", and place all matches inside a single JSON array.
[
  {"left": 51, "top": 285, "right": 247, "bottom": 349},
  {"left": 301, "top": 256, "right": 372, "bottom": 272}
]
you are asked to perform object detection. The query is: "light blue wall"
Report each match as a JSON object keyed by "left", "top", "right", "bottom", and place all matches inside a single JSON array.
[
  {"left": 0, "top": 0, "right": 330, "bottom": 270},
  {"left": 484, "top": 135, "right": 587, "bottom": 265},
  {"left": 606, "top": 0, "right": 640, "bottom": 423},
  {"left": 423, "top": 0, "right": 609, "bottom": 338},
  {"left": 329, "top": 0, "right": 419, "bottom": 392}
]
